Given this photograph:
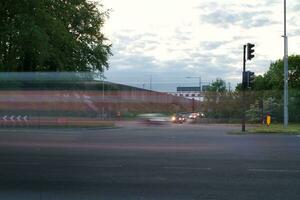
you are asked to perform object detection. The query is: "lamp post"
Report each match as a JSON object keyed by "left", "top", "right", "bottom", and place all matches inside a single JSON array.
[
  {"left": 186, "top": 76, "right": 202, "bottom": 92},
  {"left": 186, "top": 76, "right": 202, "bottom": 111},
  {"left": 283, "top": 0, "right": 289, "bottom": 128},
  {"left": 102, "top": 72, "right": 105, "bottom": 119}
]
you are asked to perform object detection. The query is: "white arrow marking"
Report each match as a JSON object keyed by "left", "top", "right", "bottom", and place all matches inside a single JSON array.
[
  {"left": 3, "top": 116, "right": 8, "bottom": 121},
  {"left": 24, "top": 116, "right": 28, "bottom": 121},
  {"left": 17, "top": 115, "right": 22, "bottom": 121},
  {"left": 10, "top": 116, "right": 15, "bottom": 122},
  {"left": 74, "top": 93, "right": 80, "bottom": 99},
  {"left": 84, "top": 95, "right": 91, "bottom": 99}
]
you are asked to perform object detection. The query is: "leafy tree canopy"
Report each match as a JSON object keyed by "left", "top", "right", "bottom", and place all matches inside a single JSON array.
[
  {"left": 262, "top": 55, "right": 300, "bottom": 90},
  {"left": 0, "top": 0, "right": 111, "bottom": 72},
  {"left": 236, "top": 55, "right": 300, "bottom": 91},
  {"left": 207, "top": 78, "right": 227, "bottom": 93}
]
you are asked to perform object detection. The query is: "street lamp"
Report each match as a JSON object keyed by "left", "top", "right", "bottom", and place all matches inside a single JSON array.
[
  {"left": 101, "top": 72, "right": 105, "bottom": 119},
  {"left": 186, "top": 76, "right": 202, "bottom": 92},
  {"left": 186, "top": 76, "right": 202, "bottom": 110},
  {"left": 283, "top": 0, "right": 289, "bottom": 128}
]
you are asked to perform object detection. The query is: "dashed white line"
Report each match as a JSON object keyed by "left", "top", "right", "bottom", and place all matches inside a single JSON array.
[
  {"left": 0, "top": 162, "right": 123, "bottom": 168},
  {"left": 164, "top": 166, "right": 211, "bottom": 171},
  {"left": 248, "top": 169, "right": 300, "bottom": 173},
  {"left": 0, "top": 162, "right": 40, "bottom": 166}
]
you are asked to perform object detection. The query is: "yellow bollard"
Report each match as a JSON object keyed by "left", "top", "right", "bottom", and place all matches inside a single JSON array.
[{"left": 266, "top": 114, "right": 271, "bottom": 127}]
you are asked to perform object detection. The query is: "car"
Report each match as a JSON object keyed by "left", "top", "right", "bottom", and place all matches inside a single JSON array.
[
  {"left": 137, "top": 113, "right": 170, "bottom": 125},
  {"left": 171, "top": 113, "right": 187, "bottom": 124},
  {"left": 187, "top": 112, "right": 205, "bottom": 119},
  {"left": 188, "top": 112, "right": 199, "bottom": 119}
]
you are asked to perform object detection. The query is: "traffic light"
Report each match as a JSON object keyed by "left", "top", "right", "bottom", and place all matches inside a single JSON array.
[
  {"left": 248, "top": 71, "right": 255, "bottom": 87},
  {"left": 243, "top": 71, "right": 255, "bottom": 89},
  {"left": 247, "top": 43, "right": 255, "bottom": 60}
]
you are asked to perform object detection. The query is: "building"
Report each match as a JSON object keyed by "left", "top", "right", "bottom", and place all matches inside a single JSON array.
[{"left": 168, "top": 85, "right": 210, "bottom": 101}]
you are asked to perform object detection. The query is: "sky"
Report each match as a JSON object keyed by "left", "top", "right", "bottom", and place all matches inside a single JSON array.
[{"left": 100, "top": 0, "right": 300, "bottom": 92}]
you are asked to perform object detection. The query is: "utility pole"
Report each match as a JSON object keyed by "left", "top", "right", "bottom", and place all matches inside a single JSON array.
[
  {"left": 102, "top": 73, "right": 105, "bottom": 119},
  {"left": 186, "top": 76, "right": 202, "bottom": 110},
  {"left": 283, "top": 0, "right": 289, "bottom": 128},
  {"left": 199, "top": 77, "right": 202, "bottom": 92},
  {"left": 150, "top": 75, "right": 152, "bottom": 91}
]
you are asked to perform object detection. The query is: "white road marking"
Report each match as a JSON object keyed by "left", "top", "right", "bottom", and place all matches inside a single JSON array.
[
  {"left": 83, "top": 95, "right": 91, "bottom": 99},
  {"left": 17, "top": 115, "right": 22, "bottom": 121},
  {"left": 10, "top": 116, "right": 15, "bottom": 122},
  {"left": 0, "top": 162, "right": 123, "bottom": 168},
  {"left": 74, "top": 93, "right": 80, "bottom": 99},
  {"left": 248, "top": 169, "right": 300, "bottom": 173},
  {"left": 164, "top": 166, "right": 211, "bottom": 171},
  {"left": 0, "top": 162, "right": 40, "bottom": 166}
]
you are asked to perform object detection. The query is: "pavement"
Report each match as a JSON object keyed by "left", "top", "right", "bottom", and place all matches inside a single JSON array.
[{"left": 0, "top": 123, "right": 300, "bottom": 200}]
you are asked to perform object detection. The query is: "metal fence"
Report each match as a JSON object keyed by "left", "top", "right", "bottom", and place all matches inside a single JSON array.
[{"left": 0, "top": 73, "right": 299, "bottom": 127}]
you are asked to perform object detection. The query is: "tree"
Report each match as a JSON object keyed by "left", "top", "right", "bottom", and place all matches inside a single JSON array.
[
  {"left": 207, "top": 78, "right": 227, "bottom": 92},
  {"left": 256, "top": 55, "right": 300, "bottom": 90},
  {"left": 203, "top": 78, "right": 229, "bottom": 119},
  {"left": 0, "top": 0, "right": 111, "bottom": 72},
  {"left": 235, "top": 55, "right": 300, "bottom": 91},
  {"left": 235, "top": 55, "right": 300, "bottom": 122}
]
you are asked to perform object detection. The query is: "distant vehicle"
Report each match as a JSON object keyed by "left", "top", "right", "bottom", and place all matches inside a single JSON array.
[
  {"left": 188, "top": 112, "right": 205, "bottom": 119},
  {"left": 172, "top": 112, "right": 206, "bottom": 124},
  {"left": 137, "top": 113, "right": 170, "bottom": 125},
  {"left": 171, "top": 113, "right": 187, "bottom": 124},
  {"left": 188, "top": 112, "right": 199, "bottom": 119}
]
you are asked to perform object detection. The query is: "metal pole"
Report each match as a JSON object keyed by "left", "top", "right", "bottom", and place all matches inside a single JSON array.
[
  {"left": 150, "top": 75, "right": 152, "bottom": 91},
  {"left": 199, "top": 77, "right": 202, "bottom": 92},
  {"left": 199, "top": 77, "right": 201, "bottom": 109},
  {"left": 283, "top": 0, "right": 289, "bottom": 128},
  {"left": 242, "top": 45, "right": 246, "bottom": 132},
  {"left": 186, "top": 76, "right": 202, "bottom": 106},
  {"left": 102, "top": 74, "right": 104, "bottom": 119}
]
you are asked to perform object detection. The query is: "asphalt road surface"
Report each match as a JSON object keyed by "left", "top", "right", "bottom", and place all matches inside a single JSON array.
[{"left": 0, "top": 123, "right": 300, "bottom": 200}]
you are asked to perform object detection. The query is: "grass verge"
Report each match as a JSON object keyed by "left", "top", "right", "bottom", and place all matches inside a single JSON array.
[{"left": 228, "top": 124, "right": 300, "bottom": 135}]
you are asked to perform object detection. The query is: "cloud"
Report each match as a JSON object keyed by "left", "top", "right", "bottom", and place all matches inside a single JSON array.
[
  {"left": 201, "top": 41, "right": 228, "bottom": 50},
  {"left": 293, "top": 3, "right": 300, "bottom": 11},
  {"left": 106, "top": 37, "right": 244, "bottom": 91},
  {"left": 201, "top": 9, "right": 276, "bottom": 29},
  {"left": 290, "top": 29, "right": 300, "bottom": 37},
  {"left": 102, "top": 0, "right": 300, "bottom": 91}
]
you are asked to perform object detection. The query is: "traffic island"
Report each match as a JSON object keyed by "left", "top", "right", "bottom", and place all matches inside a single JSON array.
[{"left": 228, "top": 124, "right": 300, "bottom": 135}]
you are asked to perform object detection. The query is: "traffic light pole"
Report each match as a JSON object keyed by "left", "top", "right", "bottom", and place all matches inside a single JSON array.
[{"left": 242, "top": 45, "right": 246, "bottom": 132}]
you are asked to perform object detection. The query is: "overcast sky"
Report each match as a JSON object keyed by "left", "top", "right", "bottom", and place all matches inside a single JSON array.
[{"left": 100, "top": 0, "right": 300, "bottom": 92}]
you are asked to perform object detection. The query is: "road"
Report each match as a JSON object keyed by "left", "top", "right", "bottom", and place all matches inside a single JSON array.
[{"left": 0, "top": 123, "right": 300, "bottom": 200}]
